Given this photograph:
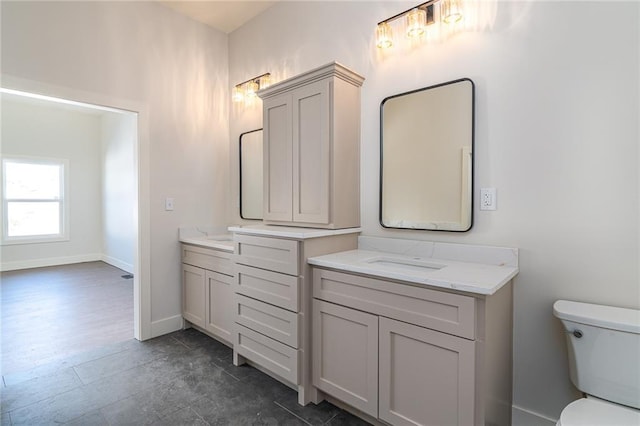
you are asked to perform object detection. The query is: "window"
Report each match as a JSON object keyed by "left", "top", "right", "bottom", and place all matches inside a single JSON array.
[{"left": 2, "top": 156, "right": 69, "bottom": 244}]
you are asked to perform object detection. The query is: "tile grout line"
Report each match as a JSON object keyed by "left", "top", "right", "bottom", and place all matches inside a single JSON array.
[
  {"left": 273, "top": 401, "right": 313, "bottom": 426},
  {"left": 323, "top": 412, "right": 339, "bottom": 425},
  {"left": 171, "top": 335, "right": 192, "bottom": 350}
]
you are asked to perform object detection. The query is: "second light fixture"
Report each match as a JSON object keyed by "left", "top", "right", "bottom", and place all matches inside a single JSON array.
[{"left": 376, "top": 0, "right": 464, "bottom": 49}]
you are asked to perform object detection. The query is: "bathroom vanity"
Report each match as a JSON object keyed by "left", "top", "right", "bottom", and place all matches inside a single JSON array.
[
  {"left": 229, "top": 225, "right": 360, "bottom": 405},
  {"left": 179, "top": 230, "right": 235, "bottom": 345},
  {"left": 308, "top": 237, "right": 519, "bottom": 426}
]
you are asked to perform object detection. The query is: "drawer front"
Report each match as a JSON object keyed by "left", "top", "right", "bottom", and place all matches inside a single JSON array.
[
  {"left": 235, "top": 234, "right": 299, "bottom": 276},
  {"left": 182, "top": 244, "right": 233, "bottom": 276},
  {"left": 235, "top": 324, "right": 299, "bottom": 384},
  {"left": 313, "top": 268, "right": 476, "bottom": 339},
  {"left": 235, "top": 294, "right": 300, "bottom": 348},
  {"left": 235, "top": 264, "right": 300, "bottom": 312}
]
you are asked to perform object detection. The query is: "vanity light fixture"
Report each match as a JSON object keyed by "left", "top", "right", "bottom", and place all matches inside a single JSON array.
[
  {"left": 232, "top": 72, "right": 271, "bottom": 104},
  {"left": 376, "top": 0, "right": 465, "bottom": 49}
]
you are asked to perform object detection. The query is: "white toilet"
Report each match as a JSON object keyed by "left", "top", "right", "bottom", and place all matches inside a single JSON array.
[{"left": 553, "top": 300, "right": 640, "bottom": 426}]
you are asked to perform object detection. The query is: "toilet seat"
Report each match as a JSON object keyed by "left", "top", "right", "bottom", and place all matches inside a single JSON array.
[{"left": 557, "top": 398, "right": 640, "bottom": 426}]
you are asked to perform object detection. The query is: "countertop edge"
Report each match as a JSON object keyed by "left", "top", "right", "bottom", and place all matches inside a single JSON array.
[
  {"left": 179, "top": 237, "right": 234, "bottom": 253},
  {"left": 228, "top": 225, "right": 361, "bottom": 239},
  {"left": 308, "top": 257, "right": 519, "bottom": 296}
]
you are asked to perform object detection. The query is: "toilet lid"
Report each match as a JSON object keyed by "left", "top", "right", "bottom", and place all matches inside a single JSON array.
[{"left": 558, "top": 398, "right": 640, "bottom": 426}]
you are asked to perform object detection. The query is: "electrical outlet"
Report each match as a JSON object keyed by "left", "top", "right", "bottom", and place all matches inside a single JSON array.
[
  {"left": 480, "top": 188, "right": 496, "bottom": 211},
  {"left": 165, "top": 197, "right": 174, "bottom": 211}
]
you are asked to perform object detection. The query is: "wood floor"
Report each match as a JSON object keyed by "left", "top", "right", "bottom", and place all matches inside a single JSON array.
[{"left": 1, "top": 262, "right": 133, "bottom": 377}]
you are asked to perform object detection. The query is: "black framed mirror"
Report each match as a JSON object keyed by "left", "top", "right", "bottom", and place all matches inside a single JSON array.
[
  {"left": 239, "top": 128, "right": 263, "bottom": 220},
  {"left": 380, "top": 78, "right": 474, "bottom": 231}
]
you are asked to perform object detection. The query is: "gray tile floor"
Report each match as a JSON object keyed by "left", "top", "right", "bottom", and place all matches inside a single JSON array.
[{"left": 0, "top": 328, "right": 370, "bottom": 425}]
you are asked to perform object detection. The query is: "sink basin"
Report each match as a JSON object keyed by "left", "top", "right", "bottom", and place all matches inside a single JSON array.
[{"left": 366, "top": 256, "right": 444, "bottom": 273}]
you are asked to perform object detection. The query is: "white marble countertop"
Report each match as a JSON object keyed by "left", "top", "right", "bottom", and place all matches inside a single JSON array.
[
  {"left": 308, "top": 237, "right": 519, "bottom": 296},
  {"left": 179, "top": 235, "right": 234, "bottom": 252},
  {"left": 228, "top": 224, "right": 361, "bottom": 240},
  {"left": 178, "top": 226, "right": 234, "bottom": 252}
]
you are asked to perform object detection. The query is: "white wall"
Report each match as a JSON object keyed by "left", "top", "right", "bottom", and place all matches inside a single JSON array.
[
  {"left": 101, "top": 112, "right": 136, "bottom": 273},
  {"left": 1, "top": 1, "right": 230, "bottom": 334},
  {"left": 1, "top": 97, "right": 104, "bottom": 268},
  {"left": 228, "top": 1, "right": 639, "bottom": 422}
]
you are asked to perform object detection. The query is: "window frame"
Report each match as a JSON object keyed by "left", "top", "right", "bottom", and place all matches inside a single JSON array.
[{"left": 1, "top": 155, "right": 70, "bottom": 245}]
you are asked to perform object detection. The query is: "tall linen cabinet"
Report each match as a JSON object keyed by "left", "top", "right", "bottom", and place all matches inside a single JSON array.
[{"left": 257, "top": 62, "right": 365, "bottom": 229}]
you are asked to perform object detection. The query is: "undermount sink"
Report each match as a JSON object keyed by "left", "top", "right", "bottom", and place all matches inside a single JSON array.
[{"left": 366, "top": 256, "right": 445, "bottom": 273}]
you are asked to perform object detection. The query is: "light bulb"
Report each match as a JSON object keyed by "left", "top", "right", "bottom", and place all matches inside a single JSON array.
[
  {"left": 259, "top": 74, "right": 271, "bottom": 89},
  {"left": 376, "top": 22, "right": 393, "bottom": 49},
  {"left": 245, "top": 81, "right": 259, "bottom": 99},
  {"left": 232, "top": 86, "right": 244, "bottom": 103},
  {"left": 442, "top": 0, "right": 463, "bottom": 24},
  {"left": 406, "top": 8, "right": 426, "bottom": 38}
]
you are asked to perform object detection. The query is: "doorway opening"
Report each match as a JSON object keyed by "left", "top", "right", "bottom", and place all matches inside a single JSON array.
[{"left": 0, "top": 87, "right": 147, "bottom": 376}]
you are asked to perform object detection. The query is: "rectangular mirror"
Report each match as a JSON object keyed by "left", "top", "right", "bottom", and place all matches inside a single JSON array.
[
  {"left": 380, "top": 78, "right": 474, "bottom": 231},
  {"left": 240, "top": 129, "right": 263, "bottom": 220}
]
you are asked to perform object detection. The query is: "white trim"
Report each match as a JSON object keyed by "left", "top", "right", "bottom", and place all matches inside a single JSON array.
[
  {"left": 0, "top": 253, "right": 102, "bottom": 272},
  {"left": 101, "top": 255, "right": 134, "bottom": 274},
  {"left": 2, "top": 74, "right": 152, "bottom": 342},
  {"left": 512, "top": 405, "right": 557, "bottom": 426},
  {"left": 150, "top": 315, "right": 183, "bottom": 338}
]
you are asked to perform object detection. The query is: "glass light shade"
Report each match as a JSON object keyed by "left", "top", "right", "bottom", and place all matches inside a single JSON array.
[
  {"left": 232, "top": 86, "right": 244, "bottom": 103},
  {"left": 442, "top": 0, "right": 463, "bottom": 24},
  {"left": 245, "top": 81, "right": 259, "bottom": 99},
  {"left": 259, "top": 74, "right": 271, "bottom": 89},
  {"left": 376, "top": 22, "right": 393, "bottom": 49},
  {"left": 406, "top": 8, "right": 426, "bottom": 37}
]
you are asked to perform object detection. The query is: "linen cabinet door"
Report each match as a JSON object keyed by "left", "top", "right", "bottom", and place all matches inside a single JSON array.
[
  {"left": 263, "top": 92, "right": 293, "bottom": 222},
  {"left": 379, "top": 318, "right": 476, "bottom": 426},
  {"left": 312, "top": 299, "right": 378, "bottom": 418},
  {"left": 182, "top": 264, "right": 206, "bottom": 328},
  {"left": 205, "top": 270, "right": 234, "bottom": 343},
  {"left": 292, "top": 80, "right": 331, "bottom": 225}
]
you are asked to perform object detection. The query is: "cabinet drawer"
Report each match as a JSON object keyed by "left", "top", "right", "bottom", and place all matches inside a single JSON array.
[
  {"left": 313, "top": 268, "right": 476, "bottom": 339},
  {"left": 235, "top": 234, "right": 299, "bottom": 276},
  {"left": 235, "top": 264, "right": 300, "bottom": 312},
  {"left": 182, "top": 244, "right": 233, "bottom": 276},
  {"left": 235, "top": 324, "right": 299, "bottom": 384},
  {"left": 235, "top": 294, "right": 300, "bottom": 348}
]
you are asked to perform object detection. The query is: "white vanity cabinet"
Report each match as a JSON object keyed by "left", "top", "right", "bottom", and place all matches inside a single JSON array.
[
  {"left": 181, "top": 244, "right": 234, "bottom": 345},
  {"left": 311, "top": 267, "right": 513, "bottom": 426},
  {"left": 258, "top": 62, "right": 364, "bottom": 229},
  {"left": 230, "top": 226, "right": 359, "bottom": 406}
]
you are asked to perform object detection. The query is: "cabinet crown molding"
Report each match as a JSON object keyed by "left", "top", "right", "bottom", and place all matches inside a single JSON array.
[{"left": 258, "top": 62, "right": 365, "bottom": 99}]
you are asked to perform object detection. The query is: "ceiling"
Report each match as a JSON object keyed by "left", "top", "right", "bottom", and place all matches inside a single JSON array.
[{"left": 160, "top": 1, "right": 278, "bottom": 33}]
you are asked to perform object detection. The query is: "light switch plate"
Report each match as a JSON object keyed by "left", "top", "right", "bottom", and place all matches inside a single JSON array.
[
  {"left": 165, "top": 197, "right": 174, "bottom": 211},
  {"left": 480, "top": 188, "right": 496, "bottom": 211}
]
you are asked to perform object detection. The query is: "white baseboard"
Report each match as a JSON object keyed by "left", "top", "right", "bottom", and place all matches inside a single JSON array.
[
  {"left": 0, "top": 253, "right": 102, "bottom": 272},
  {"left": 101, "top": 255, "right": 134, "bottom": 274},
  {"left": 150, "top": 315, "right": 183, "bottom": 338},
  {"left": 512, "top": 405, "right": 557, "bottom": 426}
]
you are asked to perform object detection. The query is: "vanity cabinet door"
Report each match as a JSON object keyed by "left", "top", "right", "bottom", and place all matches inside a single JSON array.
[
  {"left": 205, "top": 270, "right": 234, "bottom": 344},
  {"left": 263, "top": 91, "right": 293, "bottom": 222},
  {"left": 312, "top": 299, "right": 379, "bottom": 418},
  {"left": 182, "top": 264, "right": 206, "bottom": 328},
  {"left": 379, "top": 317, "right": 476, "bottom": 426},
  {"left": 292, "top": 79, "right": 331, "bottom": 225}
]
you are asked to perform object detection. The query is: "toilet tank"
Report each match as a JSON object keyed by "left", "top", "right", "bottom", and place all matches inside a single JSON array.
[{"left": 553, "top": 300, "right": 640, "bottom": 410}]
